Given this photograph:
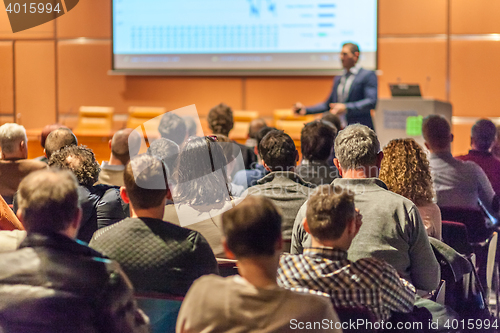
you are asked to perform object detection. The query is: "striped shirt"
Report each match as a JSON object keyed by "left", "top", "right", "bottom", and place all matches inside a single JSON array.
[{"left": 278, "top": 247, "right": 416, "bottom": 322}]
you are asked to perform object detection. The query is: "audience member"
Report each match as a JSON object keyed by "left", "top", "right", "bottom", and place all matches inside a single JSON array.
[
  {"left": 0, "top": 169, "right": 148, "bottom": 333},
  {"left": 207, "top": 103, "right": 257, "bottom": 170},
  {"left": 90, "top": 154, "right": 217, "bottom": 295},
  {"left": 49, "top": 145, "right": 128, "bottom": 242},
  {"left": 44, "top": 127, "right": 78, "bottom": 160},
  {"left": 247, "top": 130, "right": 315, "bottom": 251},
  {"left": 295, "top": 120, "right": 339, "bottom": 186},
  {"left": 158, "top": 112, "right": 187, "bottom": 145},
  {"left": 232, "top": 126, "right": 274, "bottom": 188},
  {"left": 279, "top": 185, "right": 416, "bottom": 322},
  {"left": 176, "top": 196, "right": 340, "bottom": 333},
  {"left": 291, "top": 124, "right": 439, "bottom": 292},
  {"left": 183, "top": 116, "right": 197, "bottom": 137},
  {"left": 456, "top": 119, "right": 500, "bottom": 195},
  {"left": 490, "top": 124, "right": 500, "bottom": 159},
  {"left": 0, "top": 123, "right": 46, "bottom": 204},
  {"left": 245, "top": 118, "right": 267, "bottom": 148},
  {"left": 35, "top": 123, "right": 66, "bottom": 163},
  {"left": 322, "top": 113, "right": 341, "bottom": 167},
  {"left": 380, "top": 138, "right": 442, "bottom": 240},
  {"left": 147, "top": 137, "right": 179, "bottom": 179},
  {"left": 423, "top": 115, "right": 499, "bottom": 220},
  {"left": 98, "top": 129, "right": 141, "bottom": 187}
]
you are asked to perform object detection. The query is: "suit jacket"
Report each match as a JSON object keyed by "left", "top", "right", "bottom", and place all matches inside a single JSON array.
[{"left": 306, "top": 68, "right": 378, "bottom": 129}]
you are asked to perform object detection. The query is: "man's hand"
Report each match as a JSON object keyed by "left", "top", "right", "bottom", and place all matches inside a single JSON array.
[
  {"left": 329, "top": 103, "right": 347, "bottom": 115},
  {"left": 292, "top": 102, "right": 307, "bottom": 115}
]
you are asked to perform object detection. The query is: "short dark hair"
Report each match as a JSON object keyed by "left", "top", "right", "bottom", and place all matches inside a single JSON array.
[
  {"left": 342, "top": 42, "right": 360, "bottom": 54},
  {"left": 48, "top": 145, "right": 100, "bottom": 187},
  {"left": 255, "top": 126, "right": 276, "bottom": 149},
  {"left": 258, "top": 130, "right": 296, "bottom": 171},
  {"left": 18, "top": 169, "right": 80, "bottom": 233},
  {"left": 306, "top": 185, "right": 355, "bottom": 241},
  {"left": 124, "top": 154, "right": 169, "bottom": 210},
  {"left": 322, "top": 113, "right": 341, "bottom": 132},
  {"left": 471, "top": 119, "right": 497, "bottom": 151},
  {"left": 44, "top": 128, "right": 78, "bottom": 159},
  {"left": 158, "top": 112, "right": 187, "bottom": 145},
  {"left": 208, "top": 103, "right": 234, "bottom": 136},
  {"left": 222, "top": 196, "right": 281, "bottom": 257},
  {"left": 301, "top": 121, "right": 336, "bottom": 161},
  {"left": 422, "top": 115, "right": 451, "bottom": 150}
]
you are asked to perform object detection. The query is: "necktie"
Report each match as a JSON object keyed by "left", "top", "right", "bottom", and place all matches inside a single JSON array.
[{"left": 340, "top": 71, "right": 351, "bottom": 103}]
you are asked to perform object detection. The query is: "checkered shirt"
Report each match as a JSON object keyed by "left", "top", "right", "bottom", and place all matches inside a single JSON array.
[{"left": 278, "top": 247, "right": 416, "bottom": 322}]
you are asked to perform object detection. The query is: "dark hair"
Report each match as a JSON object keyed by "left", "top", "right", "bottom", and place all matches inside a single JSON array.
[
  {"left": 342, "top": 42, "right": 360, "bottom": 54},
  {"left": 44, "top": 128, "right": 78, "bottom": 159},
  {"left": 208, "top": 103, "right": 234, "bottom": 136},
  {"left": 48, "top": 145, "right": 100, "bottom": 187},
  {"left": 147, "top": 138, "right": 179, "bottom": 178},
  {"left": 259, "top": 130, "right": 296, "bottom": 171},
  {"left": 18, "top": 169, "right": 79, "bottom": 233},
  {"left": 255, "top": 126, "right": 276, "bottom": 149},
  {"left": 222, "top": 196, "right": 281, "bottom": 257},
  {"left": 306, "top": 185, "right": 355, "bottom": 241},
  {"left": 158, "top": 112, "right": 187, "bottom": 145},
  {"left": 471, "top": 119, "right": 497, "bottom": 151},
  {"left": 174, "top": 136, "right": 232, "bottom": 205},
  {"left": 422, "top": 115, "right": 451, "bottom": 150},
  {"left": 124, "top": 154, "right": 169, "bottom": 209},
  {"left": 322, "top": 113, "right": 341, "bottom": 132},
  {"left": 111, "top": 128, "right": 141, "bottom": 165},
  {"left": 301, "top": 121, "right": 336, "bottom": 161}
]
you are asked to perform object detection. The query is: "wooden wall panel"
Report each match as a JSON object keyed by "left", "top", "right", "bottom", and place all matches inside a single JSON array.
[
  {"left": 452, "top": 123, "right": 473, "bottom": 156},
  {"left": 378, "top": 0, "right": 447, "bottom": 35},
  {"left": 0, "top": 41, "right": 14, "bottom": 115},
  {"left": 15, "top": 41, "right": 56, "bottom": 129},
  {"left": 378, "top": 38, "right": 447, "bottom": 100},
  {"left": 450, "top": 40, "right": 500, "bottom": 117},
  {"left": 0, "top": 2, "right": 54, "bottom": 40},
  {"left": 57, "top": 0, "right": 111, "bottom": 38},
  {"left": 451, "top": 0, "right": 500, "bottom": 34},
  {"left": 245, "top": 77, "right": 333, "bottom": 117}
]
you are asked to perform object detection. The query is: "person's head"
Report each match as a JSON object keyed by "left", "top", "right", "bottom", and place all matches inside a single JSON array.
[
  {"left": 304, "top": 185, "right": 360, "bottom": 247},
  {"left": 0, "top": 123, "right": 27, "bottom": 159},
  {"left": 471, "top": 119, "right": 497, "bottom": 152},
  {"left": 379, "top": 139, "right": 434, "bottom": 206},
  {"left": 422, "top": 115, "right": 453, "bottom": 152},
  {"left": 301, "top": 120, "right": 336, "bottom": 162},
  {"left": 44, "top": 128, "right": 78, "bottom": 160},
  {"left": 254, "top": 126, "right": 275, "bottom": 156},
  {"left": 174, "top": 136, "right": 232, "bottom": 205},
  {"left": 207, "top": 103, "right": 234, "bottom": 136},
  {"left": 334, "top": 124, "right": 381, "bottom": 175},
  {"left": 259, "top": 130, "right": 298, "bottom": 172},
  {"left": 17, "top": 169, "right": 81, "bottom": 237},
  {"left": 248, "top": 118, "right": 267, "bottom": 140},
  {"left": 48, "top": 145, "right": 100, "bottom": 187},
  {"left": 40, "top": 124, "right": 66, "bottom": 149},
  {"left": 122, "top": 154, "right": 170, "bottom": 210},
  {"left": 341, "top": 42, "right": 360, "bottom": 70},
  {"left": 322, "top": 113, "right": 341, "bottom": 132},
  {"left": 158, "top": 112, "right": 187, "bottom": 145},
  {"left": 183, "top": 116, "right": 197, "bottom": 137},
  {"left": 147, "top": 137, "right": 179, "bottom": 161},
  {"left": 110, "top": 128, "right": 140, "bottom": 165},
  {"left": 222, "top": 196, "right": 282, "bottom": 259}
]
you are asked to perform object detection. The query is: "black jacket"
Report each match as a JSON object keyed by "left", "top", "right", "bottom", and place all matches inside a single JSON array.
[{"left": 0, "top": 232, "right": 148, "bottom": 333}]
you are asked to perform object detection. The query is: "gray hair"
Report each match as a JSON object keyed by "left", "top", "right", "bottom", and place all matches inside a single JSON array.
[
  {"left": 0, "top": 123, "right": 27, "bottom": 154},
  {"left": 334, "top": 124, "right": 380, "bottom": 170}
]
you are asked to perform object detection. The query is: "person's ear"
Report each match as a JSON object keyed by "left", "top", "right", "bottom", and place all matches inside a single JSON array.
[
  {"left": 120, "top": 186, "right": 130, "bottom": 204},
  {"left": 376, "top": 151, "right": 384, "bottom": 169},
  {"left": 424, "top": 142, "right": 430, "bottom": 150},
  {"left": 302, "top": 218, "right": 311, "bottom": 235},
  {"left": 222, "top": 238, "right": 236, "bottom": 260},
  {"left": 275, "top": 234, "right": 283, "bottom": 252},
  {"left": 16, "top": 209, "right": 24, "bottom": 223},
  {"left": 254, "top": 145, "right": 258, "bottom": 157},
  {"left": 44, "top": 148, "right": 47, "bottom": 159},
  {"left": 166, "top": 188, "right": 172, "bottom": 201},
  {"left": 333, "top": 158, "right": 343, "bottom": 177},
  {"left": 450, "top": 133, "right": 454, "bottom": 143},
  {"left": 295, "top": 150, "right": 299, "bottom": 163},
  {"left": 71, "top": 207, "right": 82, "bottom": 231},
  {"left": 108, "top": 140, "right": 112, "bottom": 150},
  {"left": 262, "top": 161, "right": 271, "bottom": 172}
]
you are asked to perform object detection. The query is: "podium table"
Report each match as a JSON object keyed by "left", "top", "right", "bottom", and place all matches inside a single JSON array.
[{"left": 374, "top": 98, "right": 452, "bottom": 149}]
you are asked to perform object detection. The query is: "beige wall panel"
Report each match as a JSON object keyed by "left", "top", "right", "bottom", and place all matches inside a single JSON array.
[
  {"left": 0, "top": 2, "right": 54, "bottom": 39},
  {"left": 15, "top": 41, "right": 56, "bottom": 129},
  {"left": 378, "top": 38, "right": 447, "bottom": 100},
  {"left": 0, "top": 41, "right": 13, "bottom": 115},
  {"left": 378, "top": 0, "right": 447, "bottom": 35},
  {"left": 245, "top": 77, "right": 334, "bottom": 117},
  {"left": 451, "top": 123, "right": 472, "bottom": 156},
  {"left": 57, "top": 0, "right": 111, "bottom": 38},
  {"left": 451, "top": 0, "right": 500, "bottom": 34},
  {"left": 450, "top": 40, "right": 500, "bottom": 117}
]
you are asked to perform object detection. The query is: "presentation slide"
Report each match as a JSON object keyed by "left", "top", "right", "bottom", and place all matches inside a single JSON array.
[{"left": 113, "top": 0, "right": 377, "bottom": 73}]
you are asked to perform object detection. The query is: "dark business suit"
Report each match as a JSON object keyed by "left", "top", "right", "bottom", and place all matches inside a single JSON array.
[{"left": 306, "top": 68, "right": 377, "bottom": 130}]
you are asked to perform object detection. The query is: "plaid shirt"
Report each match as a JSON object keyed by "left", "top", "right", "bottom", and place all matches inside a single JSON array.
[{"left": 278, "top": 247, "right": 416, "bottom": 322}]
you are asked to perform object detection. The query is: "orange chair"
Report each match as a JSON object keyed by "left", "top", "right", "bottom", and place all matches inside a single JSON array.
[
  {"left": 126, "top": 106, "right": 166, "bottom": 134},
  {"left": 74, "top": 106, "right": 114, "bottom": 136},
  {"left": 230, "top": 110, "right": 260, "bottom": 142}
]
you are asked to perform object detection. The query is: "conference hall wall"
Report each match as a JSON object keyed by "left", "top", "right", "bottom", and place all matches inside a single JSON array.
[{"left": 0, "top": 0, "right": 498, "bottom": 158}]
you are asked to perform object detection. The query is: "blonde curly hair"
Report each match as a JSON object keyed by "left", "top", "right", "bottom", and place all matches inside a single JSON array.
[{"left": 379, "top": 138, "right": 434, "bottom": 206}]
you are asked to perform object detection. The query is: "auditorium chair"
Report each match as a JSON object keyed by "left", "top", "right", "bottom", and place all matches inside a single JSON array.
[
  {"left": 135, "top": 292, "right": 184, "bottom": 333},
  {"left": 217, "top": 259, "right": 238, "bottom": 277},
  {"left": 441, "top": 220, "right": 473, "bottom": 255},
  {"left": 74, "top": 106, "right": 114, "bottom": 136},
  {"left": 230, "top": 110, "right": 260, "bottom": 143},
  {"left": 126, "top": 106, "right": 166, "bottom": 134},
  {"left": 439, "top": 206, "right": 492, "bottom": 243}
]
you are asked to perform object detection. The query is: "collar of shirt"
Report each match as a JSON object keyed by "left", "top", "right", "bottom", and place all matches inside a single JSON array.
[
  {"left": 256, "top": 171, "right": 315, "bottom": 188},
  {"left": 344, "top": 65, "right": 361, "bottom": 76},
  {"left": 300, "top": 159, "right": 330, "bottom": 167},
  {"left": 468, "top": 149, "right": 493, "bottom": 158},
  {"left": 101, "top": 161, "right": 126, "bottom": 171},
  {"left": 430, "top": 151, "right": 455, "bottom": 161},
  {"left": 333, "top": 177, "right": 388, "bottom": 191},
  {"left": 303, "top": 247, "right": 348, "bottom": 261}
]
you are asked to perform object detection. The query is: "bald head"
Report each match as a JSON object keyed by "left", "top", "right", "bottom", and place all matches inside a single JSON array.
[
  {"left": 422, "top": 115, "right": 452, "bottom": 152},
  {"left": 44, "top": 128, "right": 77, "bottom": 159},
  {"left": 111, "top": 128, "right": 141, "bottom": 165},
  {"left": 40, "top": 124, "right": 66, "bottom": 149},
  {"left": 248, "top": 118, "right": 267, "bottom": 139},
  {"left": 471, "top": 119, "right": 497, "bottom": 152}
]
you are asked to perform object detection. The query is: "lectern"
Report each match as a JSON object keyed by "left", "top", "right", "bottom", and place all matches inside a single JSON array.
[{"left": 374, "top": 98, "right": 452, "bottom": 149}]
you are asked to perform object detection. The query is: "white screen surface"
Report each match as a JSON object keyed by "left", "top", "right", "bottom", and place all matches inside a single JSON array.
[{"left": 113, "top": 0, "right": 377, "bottom": 74}]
